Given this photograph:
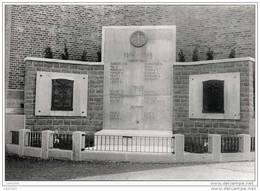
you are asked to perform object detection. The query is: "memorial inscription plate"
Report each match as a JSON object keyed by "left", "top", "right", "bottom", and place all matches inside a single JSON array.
[
  {"left": 202, "top": 80, "right": 224, "bottom": 113},
  {"left": 51, "top": 79, "right": 74, "bottom": 111}
]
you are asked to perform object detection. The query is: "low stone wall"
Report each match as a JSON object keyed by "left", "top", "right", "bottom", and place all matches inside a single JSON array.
[
  {"left": 24, "top": 57, "right": 104, "bottom": 132},
  {"left": 24, "top": 57, "right": 255, "bottom": 135},
  {"left": 6, "top": 129, "right": 255, "bottom": 163},
  {"left": 172, "top": 57, "right": 255, "bottom": 136}
]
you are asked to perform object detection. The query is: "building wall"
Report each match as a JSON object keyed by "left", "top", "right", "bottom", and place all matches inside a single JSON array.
[
  {"left": 7, "top": 5, "right": 255, "bottom": 91},
  {"left": 24, "top": 59, "right": 104, "bottom": 132},
  {"left": 172, "top": 59, "right": 254, "bottom": 136}
]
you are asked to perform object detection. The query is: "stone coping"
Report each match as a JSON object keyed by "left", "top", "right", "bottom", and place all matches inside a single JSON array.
[
  {"left": 24, "top": 57, "right": 104, "bottom": 66},
  {"left": 174, "top": 57, "right": 255, "bottom": 66},
  {"left": 25, "top": 56, "right": 254, "bottom": 66}
]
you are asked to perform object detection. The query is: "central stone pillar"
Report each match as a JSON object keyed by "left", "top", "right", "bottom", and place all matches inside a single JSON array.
[{"left": 98, "top": 26, "right": 176, "bottom": 138}]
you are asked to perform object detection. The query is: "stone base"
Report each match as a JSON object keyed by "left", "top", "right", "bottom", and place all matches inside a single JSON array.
[{"left": 95, "top": 129, "right": 173, "bottom": 137}]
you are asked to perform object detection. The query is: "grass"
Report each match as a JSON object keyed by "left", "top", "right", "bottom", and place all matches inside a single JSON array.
[{"left": 5, "top": 154, "right": 208, "bottom": 181}]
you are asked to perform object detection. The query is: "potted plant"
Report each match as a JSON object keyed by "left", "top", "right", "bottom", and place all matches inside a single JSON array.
[
  {"left": 61, "top": 43, "right": 69, "bottom": 60},
  {"left": 178, "top": 49, "right": 186, "bottom": 62},
  {"left": 192, "top": 47, "right": 199, "bottom": 61},
  {"left": 81, "top": 49, "right": 87, "bottom": 61},
  {"left": 44, "top": 46, "right": 53, "bottom": 58},
  {"left": 206, "top": 47, "right": 214, "bottom": 60},
  {"left": 229, "top": 48, "right": 236, "bottom": 58}
]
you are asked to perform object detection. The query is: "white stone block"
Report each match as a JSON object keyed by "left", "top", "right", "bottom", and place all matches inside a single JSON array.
[
  {"left": 173, "top": 134, "right": 184, "bottom": 161},
  {"left": 72, "top": 131, "right": 85, "bottom": 161},
  {"left": 41, "top": 130, "right": 54, "bottom": 159},
  {"left": 238, "top": 134, "right": 251, "bottom": 154},
  {"left": 18, "top": 129, "right": 30, "bottom": 156},
  {"left": 208, "top": 134, "right": 221, "bottom": 162}
]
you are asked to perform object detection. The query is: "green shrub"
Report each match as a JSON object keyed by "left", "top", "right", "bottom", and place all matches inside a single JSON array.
[
  {"left": 61, "top": 43, "right": 69, "bottom": 60},
  {"left": 206, "top": 47, "right": 214, "bottom": 60},
  {"left": 229, "top": 48, "right": 236, "bottom": 58},
  {"left": 44, "top": 46, "right": 53, "bottom": 58},
  {"left": 81, "top": 49, "right": 87, "bottom": 61},
  {"left": 178, "top": 49, "right": 186, "bottom": 62},
  {"left": 192, "top": 47, "right": 199, "bottom": 61}
]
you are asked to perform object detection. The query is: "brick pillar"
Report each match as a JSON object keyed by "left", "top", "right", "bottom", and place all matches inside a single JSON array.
[
  {"left": 72, "top": 131, "right": 85, "bottom": 161},
  {"left": 18, "top": 129, "right": 30, "bottom": 156},
  {"left": 238, "top": 134, "right": 251, "bottom": 154},
  {"left": 174, "top": 134, "right": 184, "bottom": 162},
  {"left": 208, "top": 134, "right": 221, "bottom": 162},
  {"left": 41, "top": 130, "right": 54, "bottom": 159}
]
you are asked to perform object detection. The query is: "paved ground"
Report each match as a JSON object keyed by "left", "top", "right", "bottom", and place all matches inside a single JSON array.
[{"left": 73, "top": 161, "right": 255, "bottom": 181}]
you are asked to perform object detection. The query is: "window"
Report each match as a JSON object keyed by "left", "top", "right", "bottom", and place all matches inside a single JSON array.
[
  {"left": 202, "top": 80, "right": 224, "bottom": 113},
  {"left": 51, "top": 79, "right": 74, "bottom": 111}
]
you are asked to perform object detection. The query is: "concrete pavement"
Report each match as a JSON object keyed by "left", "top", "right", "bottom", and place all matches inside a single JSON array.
[{"left": 73, "top": 161, "right": 255, "bottom": 181}]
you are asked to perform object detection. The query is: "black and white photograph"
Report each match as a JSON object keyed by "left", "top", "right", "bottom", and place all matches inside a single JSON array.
[{"left": 2, "top": 1, "right": 258, "bottom": 190}]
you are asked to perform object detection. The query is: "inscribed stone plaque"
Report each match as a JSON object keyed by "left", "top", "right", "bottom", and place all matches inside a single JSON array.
[
  {"left": 35, "top": 72, "right": 88, "bottom": 116},
  {"left": 189, "top": 72, "right": 240, "bottom": 119},
  {"left": 103, "top": 26, "right": 176, "bottom": 131}
]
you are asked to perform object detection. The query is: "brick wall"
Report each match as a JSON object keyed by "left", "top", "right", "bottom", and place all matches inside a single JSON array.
[
  {"left": 172, "top": 58, "right": 254, "bottom": 136},
  {"left": 24, "top": 59, "right": 104, "bottom": 132},
  {"left": 7, "top": 5, "right": 255, "bottom": 90}
]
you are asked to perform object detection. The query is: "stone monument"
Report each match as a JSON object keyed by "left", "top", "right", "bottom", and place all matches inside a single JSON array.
[{"left": 96, "top": 26, "right": 176, "bottom": 138}]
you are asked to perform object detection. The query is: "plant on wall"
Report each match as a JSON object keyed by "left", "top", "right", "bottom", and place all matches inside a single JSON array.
[
  {"left": 81, "top": 49, "right": 87, "bottom": 61},
  {"left": 44, "top": 46, "right": 53, "bottom": 58},
  {"left": 178, "top": 49, "right": 186, "bottom": 62},
  {"left": 97, "top": 51, "right": 101, "bottom": 62},
  {"left": 229, "top": 48, "right": 236, "bottom": 58},
  {"left": 192, "top": 47, "right": 199, "bottom": 61},
  {"left": 61, "top": 43, "right": 69, "bottom": 60},
  {"left": 206, "top": 47, "right": 214, "bottom": 60}
]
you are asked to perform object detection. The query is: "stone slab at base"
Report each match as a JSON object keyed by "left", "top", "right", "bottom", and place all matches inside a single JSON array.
[
  {"left": 81, "top": 150, "right": 177, "bottom": 163},
  {"left": 95, "top": 129, "right": 173, "bottom": 137}
]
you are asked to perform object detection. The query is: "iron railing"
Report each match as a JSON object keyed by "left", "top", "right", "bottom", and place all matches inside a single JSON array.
[
  {"left": 184, "top": 136, "right": 209, "bottom": 153},
  {"left": 27, "top": 131, "right": 42, "bottom": 147},
  {"left": 10, "top": 131, "right": 19, "bottom": 145},
  {"left": 221, "top": 136, "right": 240, "bottom": 153},
  {"left": 53, "top": 132, "right": 72, "bottom": 150},
  {"left": 16, "top": 129, "right": 255, "bottom": 154},
  {"left": 84, "top": 133, "right": 95, "bottom": 148},
  {"left": 251, "top": 137, "right": 255, "bottom": 152},
  {"left": 84, "top": 135, "right": 174, "bottom": 153}
]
